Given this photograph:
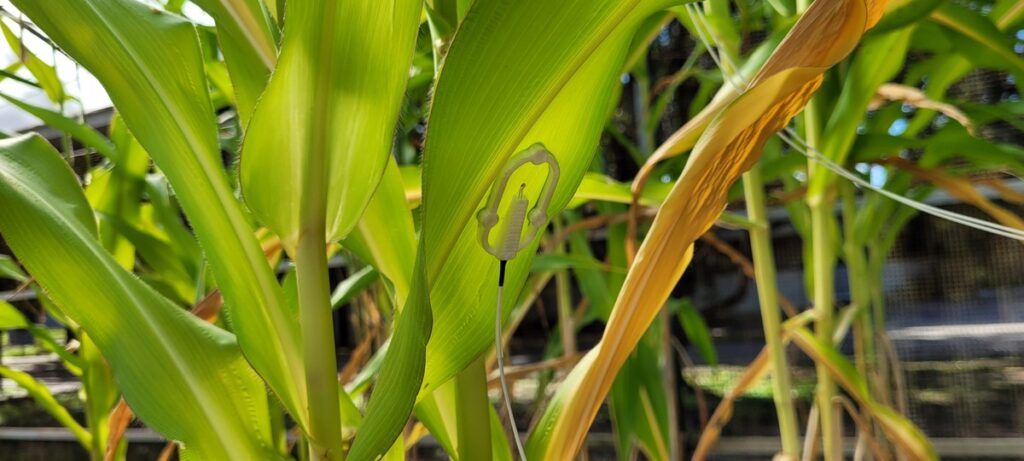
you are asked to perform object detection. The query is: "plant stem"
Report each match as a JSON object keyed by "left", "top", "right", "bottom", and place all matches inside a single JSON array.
[
  {"left": 743, "top": 166, "right": 800, "bottom": 459},
  {"left": 656, "top": 308, "right": 681, "bottom": 460},
  {"left": 840, "top": 183, "right": 874, "bottom": 376},
  {"left": 454, "top": 357, "right": 493, "bottom": 460},
  {"left": 295, "top": 232, "right": 343, "bottom": 461},
  {"left": 805, "top": 96, "right": 841, "bottom": 461},
  {"left": 810, "top": 196, "right": 840, "bottom": 461},
  {"left": 554, "top": 219, "right": 577, "bottom": 358}
]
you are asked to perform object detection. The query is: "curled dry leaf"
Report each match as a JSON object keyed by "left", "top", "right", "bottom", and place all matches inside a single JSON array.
[
  {"left": 528, "top": 1, "right": 889, "bottom": 458},
  {"left": 104, "top": 399, "right": 133, "bottom": 461},
  {"left": 627, "top": 88, "right": 734, "bottom": 261},
  {"left": 869, "top": 83, "right": 975, "bottom": 134}
]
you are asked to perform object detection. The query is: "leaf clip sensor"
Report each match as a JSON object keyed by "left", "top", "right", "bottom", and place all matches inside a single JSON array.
[
  {"left": 477, "top": 143, "right": 559, "bottom": 461},
  {"left": 477, "top": 143, "right": 560, "bottom": 262}
]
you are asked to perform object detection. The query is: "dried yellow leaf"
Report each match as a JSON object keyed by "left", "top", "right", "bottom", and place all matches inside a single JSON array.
[{"left": 530, "top": 1, "right": 890, "bottom": 458}]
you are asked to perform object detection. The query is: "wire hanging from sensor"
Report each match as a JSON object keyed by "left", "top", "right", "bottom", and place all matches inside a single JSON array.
[{"left": 478, "top": 144, "right": 560, "bottom": 461}]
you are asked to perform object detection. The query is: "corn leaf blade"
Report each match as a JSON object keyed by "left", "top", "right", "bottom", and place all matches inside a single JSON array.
[
  {"left": 0, "top": 300, "right": 27, "bottom": 329},
  {"left": 0, "top": 364, "right": 90, "bottom": 447},
  {"left": 419, "top": 0, "right": 672, "bottom": 400},
  {"left": 345, "top": 158, "right": 418, "bottom": 303},
  {"left": 240, "top": 0, "right": 422, "bottom": 251},
  {"left": 930, "top": 3, "right": 1024, "bottom": 77},
  {"left": 0, "top": 21, "right": 63, "bottom": 102},
  {"left": 190, "top": 0, "right": 278, "bottom": 123},
  {"left": 349, "top": 252, "right": 432, "bottom": 461},
  {"left": 11, "top": 0, "right": 308, "bottom": 424},
  {"left": 0, "top": 134, "right": 280, "bottom": 459},
  {"left": 0, "top": 92, "right": 117, "bottom": 160},
  {"left": 0, "top": 254, "right": 27, "bottom": 282}
]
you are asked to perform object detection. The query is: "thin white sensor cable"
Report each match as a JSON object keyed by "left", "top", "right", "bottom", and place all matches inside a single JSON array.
[
  {"left": 777, "top": 130, "right": 1024, "bottom": 241},
  {"left": 683, "top": 4, "right": 1024, "bottom": 241},
  {"left": 495, "top": 269, "right": 529, "bottom": 460},
  {"left": 478, "top": 145, "right": 559, "bottom": 461}
]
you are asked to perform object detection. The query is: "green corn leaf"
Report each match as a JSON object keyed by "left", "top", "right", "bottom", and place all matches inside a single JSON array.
[
  {"left": 412, "top": 362, "right": 514, "bottom": 461},
  {"left": 0, "top": 300, "right": 28, "bottom": 329},
  {"left": 675, "top": 299, "right": 717, "bottom": 366},
  {"left": 166, "top": 0, "right": 187, "bottom": 12},
  {"left": 871, "top": 0, "right": 943, "bottom": 34},
  {"left": 345, "top": 340, "right": 390, "bottom": 397},
  {"left": 11, "top": 0, "right": 307, "bottom": 424},
  {"left": 240, "top": 0, "right": 423, "bottom": 252},
  {"left": 630, "top": 325, "right": 671, "bottom": 458},
  {"left": 349, "top": 162, "right": 473, "bottom": 457},
  {"left": 0, "top": 365, "right": 90, "bottom": 448},
  {"left": 930, "top": 3, "right": 1024, "bottom": 78},
  {"left": 0, "top": 61, "right": 39, "bottom": 89},
  {"left": 413, "top": 381, "right": 459, "bottom": 456},
  {"left": 808, "top": 27, "right": 914, "bottom": 196},
  {"left": 906, "top": 2, "right": 1019, "bottom": 142},
  {"left": 432, "top": 0, "right": 462, "bottom": 29},
  {"left": 345, "top": 158, "right": 419, "bottom": 304},
  {"left": 993, "top": 0, "right": 1024, "bottom": 29},
  {"left": 1, "top": 286, "right": 82, "bottom": 371},
  {"left": 568, "top": 172, "right": 672, "bottom": 208},
  {"left": 0, "top": 134, "right": 280, "bottom": 459},
  {"left": 569, "top": 228, "right": 614, "bottom": 321},
  {"left": 0, "top": 93, "right": 117, "bottom": 160},
  {"left": 531, "top": 254, "right": 625, "bottom": 274},
  {"left": 204, "top": 57, "right": 237, "bottom": 107},
  {"left": 963, "top": 100, "right": 1024, "bottom": 132},
  {"left": 0, "top": 254, "right": 28, "bottom": 282},
  {"left": 100, "top": 211, "right": 197, "bottom": 303},
  {"left": 330, "top": 266, "right": 379, "bottom": 310},
  {"left": 85, "top": 112, "right": 148, "bottom": 274},
  {"left": 0, "top": 21, "right": 64, "bottom": 102},
  {"left": 488, "top": 405, "right": 514, "bottom": 461},
  {"left": 143, "top": 176, "right": 202, "bottom": 272},
  {"left": 27, "top": 323, "right": 84, "bottom": 374},
  {"left": 419, "top": 0, "right": 674, "bottom": 403},
  {"left": 608, "top": 320, "right": 671, "bottom": 461},
  {"left": 349, "top": 251, "right": 432, "bottom": 461},
  {"left": 190, "top": 0, "right": 278, "bottom": 123}
]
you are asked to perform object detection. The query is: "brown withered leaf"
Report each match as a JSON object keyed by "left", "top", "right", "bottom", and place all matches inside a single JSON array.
[{"left": 528, "top": 1, "right": 891, "bottom": 458}]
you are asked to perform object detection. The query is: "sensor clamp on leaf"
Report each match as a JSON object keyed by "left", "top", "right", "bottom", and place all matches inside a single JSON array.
[
  {"left": 476, "top": 143, "right": 559, "bottom": 461},
  {"left": 478, "top": 143, "right": 560, "bottom": 262}
]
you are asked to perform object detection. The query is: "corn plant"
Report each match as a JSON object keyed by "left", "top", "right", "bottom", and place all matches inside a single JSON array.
[
  {"left": 1, "top": 0, "right": 1021, "bottom": 460},
  {"left": 627, "top": 0, "right": 1023, "bottom": 460}
]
